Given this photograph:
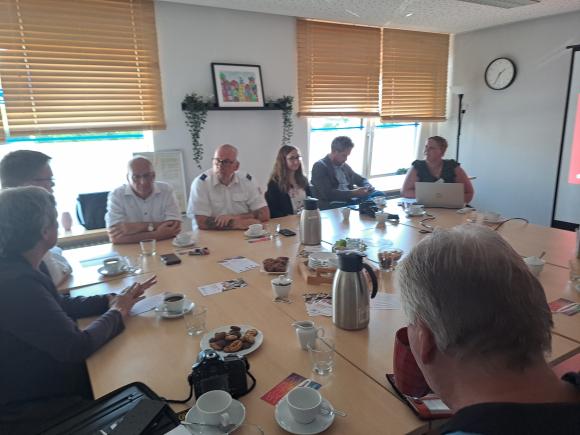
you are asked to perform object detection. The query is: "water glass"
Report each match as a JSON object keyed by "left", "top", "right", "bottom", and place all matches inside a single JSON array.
[
  {"left": 307, "top": 336, "right": 335, "bottom": 375},
  {"left": 184, "top": 305, "right": 207, "bottom": 336},
  {"left": 140, "top": 239, "right": 156, "bottom": 256}
]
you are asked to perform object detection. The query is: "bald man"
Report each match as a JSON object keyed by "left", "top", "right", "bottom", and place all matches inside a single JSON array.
[
  {"left": 105, "top": 157, "right": 182, "bottom": 244},
  {"left": 187, "top": 144, "right": 269, "bottom": 230}
]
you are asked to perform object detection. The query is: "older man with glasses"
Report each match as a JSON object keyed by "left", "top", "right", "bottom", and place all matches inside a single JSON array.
[
  {"left": 0, "top": 150, "right": 72, "bottom": 286},
  {"left": 105, "top": 156, "right": 181, "bottom": 244},
  {"left": 187, "top": 144, "right": 269, "bottom": 230}
]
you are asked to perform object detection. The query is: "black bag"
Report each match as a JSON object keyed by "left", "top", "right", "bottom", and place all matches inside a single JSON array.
[
  {"left": 76, "top": 192, "right": 109, "bottom": 230},
  {"left": 43, "top": 382, "right": 179, "bottom": 435}
]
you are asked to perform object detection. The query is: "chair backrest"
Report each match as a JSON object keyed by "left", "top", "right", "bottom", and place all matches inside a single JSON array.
[{"left": 76, "top": 191, "right": 109, "bottom": 230}]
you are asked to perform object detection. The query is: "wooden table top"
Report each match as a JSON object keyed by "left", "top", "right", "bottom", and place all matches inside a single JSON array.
[{"left": 68, "top": 211, "right": 580, "bottom": 435}]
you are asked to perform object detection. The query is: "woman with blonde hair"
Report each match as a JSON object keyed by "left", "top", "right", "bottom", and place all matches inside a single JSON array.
[{"left": 265, "top": 145, "right": 311, "bottom": 218}]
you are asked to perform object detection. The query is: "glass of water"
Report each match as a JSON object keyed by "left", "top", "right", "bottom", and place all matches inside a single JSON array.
[
  {"left": 307, "top": 336, "right": 335, "bottom": 375},
  {"left": 184, "top": 305, "right": 207, "bottom": 336}
]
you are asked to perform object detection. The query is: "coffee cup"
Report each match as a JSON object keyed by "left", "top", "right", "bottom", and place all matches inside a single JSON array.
[
  {"left": 103, "top": 257, "right": 123, "bottom": 274},
  {"left": 524, "top": 256, "right": 545, "bottom": 277},
  {"left": 341, "top": 207, "right": 351, "bottom": 221},
  {"left": 286, "top": 387, "right": 322, "bottom": 424},
  {"left": 272, "top": 276, "right": 292, "bottom": 299},
  {"left": 408, "top": 205, "right": 424, "bottom": 215},
  {"left": 375, "top": 211, "right": 388, "bottom": 225},
  {"left": 393, "top": 327, "right": 430, "bottom": 397},
  {"left": 175, "top": 232, "right": 191, "bottom": 245},
  {"left": 247, "top": 223, "right": 263, "bottom": 236},
  {"left": 163, "top": 292, "right": 185, "bottom": 313},
  {"left": 195, "top": 390, "right": 232, "bottom": 426}
]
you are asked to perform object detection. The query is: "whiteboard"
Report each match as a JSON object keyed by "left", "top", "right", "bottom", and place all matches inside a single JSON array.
[{"left": 134, "top": 150, "right": 188, "bottom": 213}]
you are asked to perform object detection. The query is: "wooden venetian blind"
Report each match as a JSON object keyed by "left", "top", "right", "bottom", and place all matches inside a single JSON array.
[
  {"left": 381, "top": 29, "right": 449, "bottom": 122},
  {"left": 297, "top": 19, "right": 381, "bottom": 117},
  {"left": 0, "top": 0, "right": 165, "bottom": 138}
]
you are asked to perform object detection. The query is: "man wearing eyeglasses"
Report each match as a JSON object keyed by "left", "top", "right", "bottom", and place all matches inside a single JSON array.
[
  {"left": 0, "top": 150, "right": 72, "bottom": 286},
  {"left": 106, "top": 156, "right": 182, "bottom": 243},
  {"left": 187, "top": 144, "right": 269, "bottom": 230}
]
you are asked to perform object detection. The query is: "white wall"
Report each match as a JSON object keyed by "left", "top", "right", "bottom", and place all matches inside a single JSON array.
[
  {"left": 438, "top": 11, "right": 580, "bottom": 225},
  {"left": 153, "top": 2, "right": 308, "bottom": 192}
]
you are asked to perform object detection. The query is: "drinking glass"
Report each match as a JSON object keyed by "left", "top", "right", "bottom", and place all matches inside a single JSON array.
[
  {"left": 139, "top": 239, "right": 156, "bottom": 256},
  {"left": 307, "top": 336, "right": 335, "bottom": 375},
  {"left": 184, "top": 305, "right": 207, "bottom": 336}
]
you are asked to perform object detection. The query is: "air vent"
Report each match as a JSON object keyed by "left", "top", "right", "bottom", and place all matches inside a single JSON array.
[{"left": 457, "top": 0, "right": 540, "bottom": 8}]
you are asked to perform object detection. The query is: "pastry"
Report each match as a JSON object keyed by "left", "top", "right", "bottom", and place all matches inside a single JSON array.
[{"left": 224, "top": 339, "right": 243, "bottom": 353}]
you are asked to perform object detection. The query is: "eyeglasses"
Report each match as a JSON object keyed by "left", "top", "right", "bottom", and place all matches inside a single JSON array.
[
  {"left": 131, "top": 172, "right": 155, "bottom": 181},
  {"left": 32, "top": 177, "right": 55, "bottom": 183},
  {"left": 287, "top": 155, "right": 302, "bottom": 161},
  {"left": 213, "top": 158, "right": 236, "bottom": 166}
]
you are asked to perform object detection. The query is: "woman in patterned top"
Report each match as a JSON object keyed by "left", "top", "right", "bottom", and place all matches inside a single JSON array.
[
  {"left": 401, "top": 136, "right": 474, "bottom": 203},
  {"left": 265, "top": 145, "right": 311, "bottom": 218}
]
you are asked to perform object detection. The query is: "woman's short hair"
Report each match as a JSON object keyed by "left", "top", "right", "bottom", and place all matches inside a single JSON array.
[
  {"left": 268, "top": 145, "right": 308, "bottom": 193},
  {"left": 396, "top": 224, "right": 552, "bottom": 370},
  {"left": 331, "top": 136, "right": 354, "bottom": 153},
  {"left": 0, "top": 150, "right": 51, "bottom": 188},
  {"left": 0, "top": 186, "right": 57, "bottom": 257},
  {"left": 427, "top": 136, "right": 448, "bottom": 154}
]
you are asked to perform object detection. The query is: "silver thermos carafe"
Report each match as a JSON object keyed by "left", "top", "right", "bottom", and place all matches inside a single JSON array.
[
  {"left": 300, "top": 197, "right": 321, "bottom": 245},
  {"left": 332, "top": 251, "right": 378, "bottom": 330}
]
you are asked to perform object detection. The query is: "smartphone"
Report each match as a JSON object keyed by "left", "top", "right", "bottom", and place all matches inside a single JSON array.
[
  {"left": 278, "top": 228, "right": 297, "bottom": 237},
  {"left": 188, "top": 247, "right": 210, "bottom": 256},
  {"left": 160, "top": 253, "right": 182, "bottom": 265}
]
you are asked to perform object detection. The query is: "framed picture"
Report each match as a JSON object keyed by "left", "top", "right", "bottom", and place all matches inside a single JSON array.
[{"left": 211, "top": 63, "right": 265, "bottom": 108}]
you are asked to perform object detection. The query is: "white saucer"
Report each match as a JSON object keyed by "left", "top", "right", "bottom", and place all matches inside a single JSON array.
[
  {"left": 244, "top": 229, "right": 268, "bottom": 238},
  {"left": 275, "top": 397, "right": 335, "bottom": 435},
  {"left": 97, "top": 265, "right": 128, "bottom": 277},
  {"left": 185, "top": 399, "right": 246, "bottom": 434},
  {"left": 172, "top": 237, "right": 196, "bottom": 248},
  {"left": 406, "top": 210, "right": 426, "bottom": 217},
  {"left": 155, "top": 299, "right": 194, "bottom": 319}
]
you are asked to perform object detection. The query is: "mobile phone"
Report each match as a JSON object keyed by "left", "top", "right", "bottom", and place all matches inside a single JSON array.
[
  {"left": 160, "top": 253, "right": 182, "bottom": 265},
  {"left": 278, "top": 228, "right": 296, "bottom": 237},
  {"left": 188, "top": 247, "right": 210, "bottom": 256}
]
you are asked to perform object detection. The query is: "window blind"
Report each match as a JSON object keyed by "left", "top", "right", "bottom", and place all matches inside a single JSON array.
[
  {"left": 0, "top": 0, "right": 165, "bottom": 138},
  {"left": 381, "top": 29, "right": 449, "bottom": 122},
  {"left": 297, "top": 19, "right": 381, "bottom": 117}
]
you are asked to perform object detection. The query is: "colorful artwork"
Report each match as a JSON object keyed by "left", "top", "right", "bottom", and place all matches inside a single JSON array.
[{"left": 212, "top": 63, "right": 264, "bottom": 108}]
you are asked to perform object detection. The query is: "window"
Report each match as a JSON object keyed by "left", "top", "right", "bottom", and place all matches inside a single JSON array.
[
  {"left": 308, "top": 118, "right": 420, "bottom": 192},
  {"left": 0, "top": 132, "right": 153, "bottom": 228}
]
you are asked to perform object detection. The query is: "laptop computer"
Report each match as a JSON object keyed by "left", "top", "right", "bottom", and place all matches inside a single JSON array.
[{"left": 415, "top": 182, "right": 465, "bottom": 208}]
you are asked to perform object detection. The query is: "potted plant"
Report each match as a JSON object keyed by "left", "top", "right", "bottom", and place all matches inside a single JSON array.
[
  {"left": 182, "top": 93, "right": 211, "bottom": 169},
  {"left": 276, "top": 96, "right": 294, "bottom": 147}
]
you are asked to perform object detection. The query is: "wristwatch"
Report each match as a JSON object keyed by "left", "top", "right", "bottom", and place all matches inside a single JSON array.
[{"left": 147, "top": 223, "right": 154, "bottom": 232}]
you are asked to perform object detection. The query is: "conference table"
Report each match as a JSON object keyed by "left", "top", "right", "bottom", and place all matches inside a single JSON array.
[{"left": 63, "top": 207, "right": 580, "bottom": 434}]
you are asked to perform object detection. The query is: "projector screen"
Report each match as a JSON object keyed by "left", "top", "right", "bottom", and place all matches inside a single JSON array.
[{"left": 553, "top": 46, "right": 580, "bottom": 228}]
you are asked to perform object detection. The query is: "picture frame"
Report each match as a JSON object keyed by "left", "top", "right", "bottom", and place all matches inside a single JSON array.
[{"left": 211, "top": 63, "right": 265, "bottom": 108}]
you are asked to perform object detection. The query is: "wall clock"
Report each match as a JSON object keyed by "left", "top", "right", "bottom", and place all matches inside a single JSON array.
[{"left": 484, "top": 57, "right": 517, "bottom": 90}]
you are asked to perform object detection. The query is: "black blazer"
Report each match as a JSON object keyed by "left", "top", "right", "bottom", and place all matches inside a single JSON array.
[{"left": 265, "top": 180, "right": 311, "bottom": 218}]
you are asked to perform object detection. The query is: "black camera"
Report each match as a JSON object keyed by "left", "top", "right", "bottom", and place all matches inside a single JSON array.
[
  {"left": 358, "top": 200, "right": 379, "bottom": 218},
  {"left": 188, "top": 349, "right": 254, "bottom": 399}
]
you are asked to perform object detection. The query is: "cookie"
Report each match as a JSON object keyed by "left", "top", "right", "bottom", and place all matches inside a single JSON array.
[
  {"left": 223, "top": 340, "right": 243, "bottom": 353},
  {"left": 242, "top": 334, "right": 255, "bottom": 344},
  {"left": 230, "top": 326, "right": 241, "bottom": 331},
  {"left": 214, "top": 332, "right": 226, "bottom": 340},
  {"left": 210, "top": 342, "right": 224, "bottom": 351},
  {"left": 245, "top": 328, "right": 258, "bottom": 337}
]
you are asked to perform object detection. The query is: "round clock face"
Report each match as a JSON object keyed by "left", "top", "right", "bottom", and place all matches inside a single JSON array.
[{"left": 485, "top": 58, "right": 516, "bottom": 90}]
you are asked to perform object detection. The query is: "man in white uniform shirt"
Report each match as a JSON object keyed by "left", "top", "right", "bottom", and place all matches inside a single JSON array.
[
  {"left": 106, "top": 157, "right": 181, "bottom": 244},
  {"left": 187, "top": 144, "right": 269, "bottom": 230}
]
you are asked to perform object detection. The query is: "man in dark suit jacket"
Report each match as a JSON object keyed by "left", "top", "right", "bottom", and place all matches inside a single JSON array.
[{"left": 310, "top": 136, "right": 380, "bottom": 209}]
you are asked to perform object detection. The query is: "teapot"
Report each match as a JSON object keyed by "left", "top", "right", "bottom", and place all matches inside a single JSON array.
[{"left": 332, "top": 251, "right": 378, "bottom": 330}]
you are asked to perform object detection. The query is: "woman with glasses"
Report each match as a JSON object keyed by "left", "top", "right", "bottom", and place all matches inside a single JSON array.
[{"left": 265, "top": 145, "right": 311, "bottom": 218}]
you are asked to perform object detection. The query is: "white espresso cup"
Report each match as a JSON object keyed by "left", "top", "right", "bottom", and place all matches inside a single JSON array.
[
  {"left": 163, "top": 292, "right": 185, "bottom": 313},
  {"left": 524, "top": 256, "right": 545, "bottom": 277},
  {"left": 247, "top": 223, "right": 263, "bottom": 235},
  {"left": 103, "top": 257, "right": 123, "bottom": 274},
  {"left": 271, "top": 276, "right": 292, "bottom": 299},
  {"left": 408, "top": 204, "right": 424, "bottom": 215},
  {"left": 286, "top": 387, "right": 322, "bottom": 424},
  {"left": 196, "top": 390, "right": 232, "bottom": 426}
]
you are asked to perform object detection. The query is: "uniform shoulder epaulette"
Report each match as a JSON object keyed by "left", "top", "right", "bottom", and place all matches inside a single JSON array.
[
  {"left": 246, "top": 173, "right": 252, "bottom": 181},
  {"left": 199, "top": 173, "right": 208, "bottom": 181}
]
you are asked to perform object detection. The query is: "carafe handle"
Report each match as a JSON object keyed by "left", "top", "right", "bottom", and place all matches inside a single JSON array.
[{"left": 362, "top": 262, "right": 378, "bottom": 299}]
